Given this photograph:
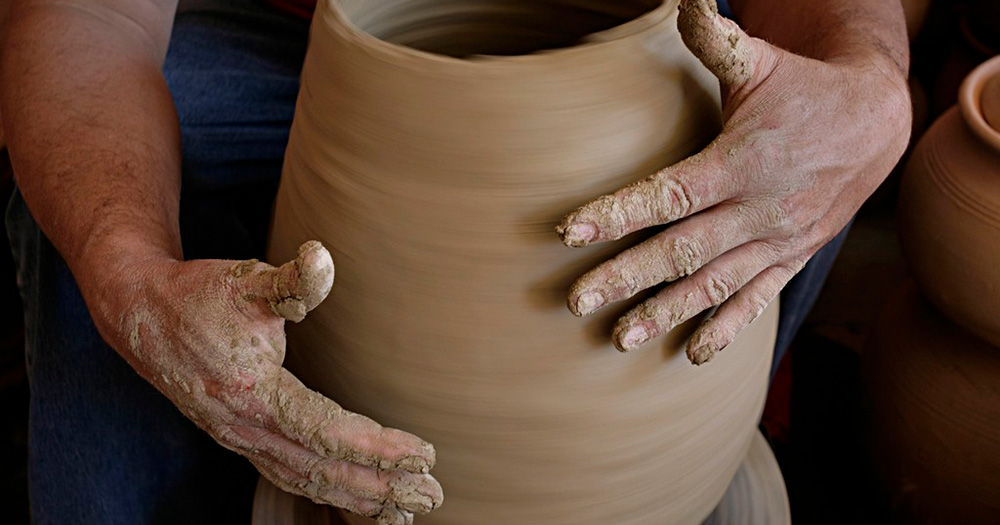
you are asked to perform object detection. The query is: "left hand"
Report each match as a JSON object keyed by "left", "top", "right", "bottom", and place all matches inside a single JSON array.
[{"left": 557, "top": 0, "right": 911, "bottom": 364}]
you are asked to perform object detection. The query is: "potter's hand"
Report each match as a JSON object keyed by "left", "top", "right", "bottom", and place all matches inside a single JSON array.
[
  {"left": 94, "top": 241, "right": 442, "bottom": 525},
  {"left": 557, "top": 0, "right": 911, "bottom": 364}
]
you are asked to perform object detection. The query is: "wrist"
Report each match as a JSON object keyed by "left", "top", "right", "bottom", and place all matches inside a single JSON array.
[{"left": 73, "top": 230, "right": 181, "bottom": 343}]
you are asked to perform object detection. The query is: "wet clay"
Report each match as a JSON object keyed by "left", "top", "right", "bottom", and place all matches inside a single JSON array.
[
  {"left": 252, "top": 433, "right": 788, "bottom": 525},
  {"left": 268, "top": 1, "right": 780, "bottom": 523}
]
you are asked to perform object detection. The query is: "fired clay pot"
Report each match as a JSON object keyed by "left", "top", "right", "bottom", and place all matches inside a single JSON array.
[
  {"left": 984, "top": 75, "right": 1000, "bottom": 131},
  {"left": 862, "top": 282, "right": 1000, "bottom": 524},
  {"left": 898, "top": 55, "right": 1000, "bottom": 348},
  {"left": 268, "top": 1, "right": 780, "bottom": 523}
]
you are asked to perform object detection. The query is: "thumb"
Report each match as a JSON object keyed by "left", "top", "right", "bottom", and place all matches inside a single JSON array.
[
  {"left": 677, "top": 0, "right": 761, "bottom": 91},
  {"left": 236, "top": 241, "right": 335, "bottom": 322}
]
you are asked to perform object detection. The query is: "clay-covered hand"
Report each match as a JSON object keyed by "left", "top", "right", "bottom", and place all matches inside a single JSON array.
[
  {"left": 557, "top": 0, "right": 911, "bottom": 364},
  {"left": 90, "top": 241, "right": 442, "bottom": 525}
]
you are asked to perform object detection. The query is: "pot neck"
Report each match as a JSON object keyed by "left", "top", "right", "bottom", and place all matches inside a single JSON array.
[{"left": 960, "top": 54, "right": 1000, "bottom": 153}]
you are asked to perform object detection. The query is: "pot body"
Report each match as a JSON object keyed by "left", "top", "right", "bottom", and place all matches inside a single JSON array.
[
  {"left": 899, "top": 107, "right": 1000, "bottom": 347},
  {"left": 268, "top": 1, "right": 778, "bottom": 523},
  {"left": 863, "top": 283, "right": 1000, "bottom": 524}
]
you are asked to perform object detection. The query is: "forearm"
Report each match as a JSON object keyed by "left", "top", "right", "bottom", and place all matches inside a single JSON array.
[
  {"left": 730, "top": 0, "right": 909, "bottom": 76},
  {"left": 0, "top": 0, "right": 181, "bottom": 302}
]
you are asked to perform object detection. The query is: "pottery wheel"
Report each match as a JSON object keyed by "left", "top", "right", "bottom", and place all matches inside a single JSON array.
[
  {"left": 701, "top": 431, "right": 790, "bottom": 525},
  {"left": 250, "top": 431, "right": 790, "bottom": 525}
]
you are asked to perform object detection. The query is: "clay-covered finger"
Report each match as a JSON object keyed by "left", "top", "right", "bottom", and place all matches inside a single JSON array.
[
  {"left": 609, "top": 241, "right": 780, "bottom": 352},
  {"left": 265, "top": 368, "right": 437, "bottom": 474},
  {"left": 556, "top": 148, "right": 741, "bottom": 247},
  {"left": 313, "top": 461, "right": 442, "bottom": 514},
  {"left": 686, "top": 260, "right": 804, "bottom": 365},
  {"left": 249, "top": 455, "right": 386, "bottom": 518},
  {"left": 233, "top": 240, "right": 335, "bottom": 323},
  {"left": 242, "top": 426, "right": 442, "bottom": 514},
  {"left": 567, "top": 201, "right": 783, "bottom": 316},
  {"left": 677, "top": 0, "right": 761, "bottom": 89},
  {"left": 377, "top": 508, "right": 415, "bottom": 525}
]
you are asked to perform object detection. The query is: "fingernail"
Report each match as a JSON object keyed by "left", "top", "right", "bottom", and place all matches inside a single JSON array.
[
  {"left": 620, "top": 326, "right": 649, "bottom": 351},
  {"left": 562, "top": 223, "right": 597, "bottom": 246},
  {"left": 376, "top": 508, "right": 407, "bottom": 525},
  {"left": 392, "top": 484, "right": 436, "bottom": 514},
  {"left": 688, "top": 344, "right": 717, "bottom": 366},
  {"left": 575, "top": 291, "right": 605, "bottom": 316},
  {"left": 396, "top": 455, "right": 431, "bottom": 474}
]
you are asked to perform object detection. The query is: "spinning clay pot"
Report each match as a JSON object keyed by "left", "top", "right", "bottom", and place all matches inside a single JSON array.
[{"left": 268, "top": 1, "right": 780, "bottom": 523}]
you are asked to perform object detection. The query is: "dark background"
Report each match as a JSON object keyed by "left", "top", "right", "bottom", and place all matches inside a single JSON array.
[{"left": 0, "top": 0, "right": 996, "bottom": 522}]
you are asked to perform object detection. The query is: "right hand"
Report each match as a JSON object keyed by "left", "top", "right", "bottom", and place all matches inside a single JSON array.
[{"left": 86, "top": 241, "right": 442, "bottom": 525}]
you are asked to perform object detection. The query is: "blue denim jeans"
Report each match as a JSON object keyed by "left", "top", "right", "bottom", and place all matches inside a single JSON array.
[{"left": 6, "top": 0, "right": 845, "bottom": 521}]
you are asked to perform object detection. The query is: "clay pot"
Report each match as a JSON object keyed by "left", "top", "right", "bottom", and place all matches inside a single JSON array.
[
  {"left": 862, "top": 282, "right": 1000, "bottom": 524},
  {"left": 984, "top": 75, "right": 1000, "bottom": 131},
  {"left": 268, "top": 1, "right": 780, "bottom": 523},
  {"left": 898, "top": 55, "right": 1000, "bottom": 347}
]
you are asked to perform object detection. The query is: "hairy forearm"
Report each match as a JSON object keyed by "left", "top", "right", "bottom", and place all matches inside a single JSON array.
[
  {"left": 0, "top": 0, "right": 181, "bottom": 297},
  {"left": 730, "top": 0, "right": 909, "bottom": 76}
]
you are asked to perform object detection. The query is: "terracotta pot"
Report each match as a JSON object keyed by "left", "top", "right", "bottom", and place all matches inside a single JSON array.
[
  {"left": 984, "top": 75, "right": 1000, "bottom": 131},
  {"left": 862, "top": 282, "right": 1000, "bottom": 524},
  {"left": 898, "top": 55, "right": 1000, "bottom": 347},
  {"left": 268, "top": 0, "right": 780, "bottom": 523}
]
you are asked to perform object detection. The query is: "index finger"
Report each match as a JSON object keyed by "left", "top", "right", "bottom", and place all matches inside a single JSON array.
[{"left": 556, "top": 144, "right": 740, "bottom": 247}]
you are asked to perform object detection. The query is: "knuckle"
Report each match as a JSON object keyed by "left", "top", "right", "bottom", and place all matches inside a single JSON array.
[
  {"left": 701, "top": 273, "right": 736, "bottom": 305},
  {"left": 744, "top": 289, "right": 773, "bottom": 322},
  {"left": 304, "top": 457, "right": 328, "bottom": 485},
  {"left": 756, "top": 199, "right": 791, "bottom": 233},
  {"left": 666, "top": 236, "right": 706, "bottom": 278},
  {"left": 780, "top": 256, "right": 809, "bottom": 277},
  {"left": 732, "top": 131, "right": 785, "bottom": 177},
  {"left": 211, "top": 423, "right": 255, "bottom": 454},
  {"left": 651, "top": 172, "right": 696, "bottom": 221},
  {"left": 756, "top": 239, "right": 788, "bottom": 263},
  {"left": 321, "top": 461, "right": 358, "bottom": 494}
]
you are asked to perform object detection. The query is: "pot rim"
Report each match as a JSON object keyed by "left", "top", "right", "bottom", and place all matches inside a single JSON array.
[
  {"left": 960, "top": 54, "right": 1000, "bottom": 152},
  {"left": 318, "top": 0, "right": 680, "bottom": 68}
]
